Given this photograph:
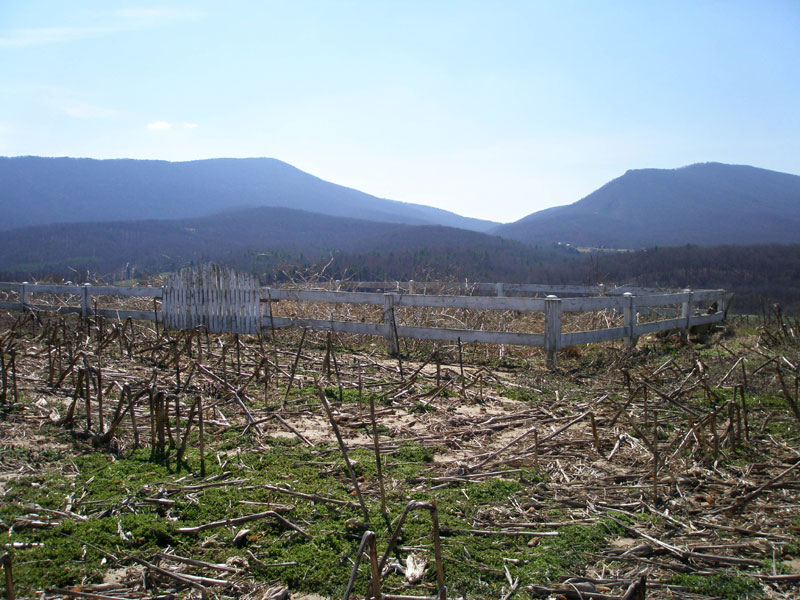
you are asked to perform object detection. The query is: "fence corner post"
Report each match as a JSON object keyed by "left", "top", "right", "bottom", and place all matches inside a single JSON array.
[
  {"left": 20, "top": 282, "right": 29, "bottom": 312},
  {"left": 721, "top": 291, "right": 733, "bottom": 319},
  {"left": 544, "top": 295, "right": 562, "bottom": 369},
  {"left": 383, "top": 293, "right": 399, "bottom": 357},
  {"left": 623, "top": 292, "right": 638, "bottom": 349},
  {"left": 680, "top": 288, "right": 693, "bottom": 342},
  {"left": 81, "top": 283, "right": 91, "bottom": 319}
]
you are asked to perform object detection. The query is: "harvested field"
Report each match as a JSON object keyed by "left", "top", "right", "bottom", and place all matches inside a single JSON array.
[{"left": 1, "top": 307, "right": 799, "bottom": 600}]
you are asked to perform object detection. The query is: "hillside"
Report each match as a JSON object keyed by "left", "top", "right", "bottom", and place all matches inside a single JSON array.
[
  {"left": 2, "top": 206, "right": 799, "bottom": 314},
  {"left": 314, "top": 243, "right": 800, "bottom": 316},
  {"left": 493, "top": 163, "right": 800, "bottom": 248},
  {"left": 0, "top": 156, "right": 497, "bottom": 232},
  {"left": 0, "top": 206, "right": 536, "bottom": 280},
  {"left": 572, "top": 244, "right": 800, "bottom": 316}
]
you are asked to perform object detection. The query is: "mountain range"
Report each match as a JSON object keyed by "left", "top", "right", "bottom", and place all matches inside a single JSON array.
[
  {"left": 2, "top": 156, "right": 799, "bottom": 314},
  {"left": 2, "top": 157, "right": 800, "bottom": 275},
  {"left": 3, "top": 157, "right": 799, "bottom": 250},
  {"left": 493, "top": 162, "right": 800, "bottom": 247},
  {"left": 0, "top": 156, "right": 496, "bottom": 232},
  {"left": 0, "top": 205, "right": 559, "bottom": 280}
]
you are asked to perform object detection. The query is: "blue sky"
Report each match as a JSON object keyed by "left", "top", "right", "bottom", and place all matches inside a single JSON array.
[{"left": 1, "top": 1, "right": 798, "bottom": 223}]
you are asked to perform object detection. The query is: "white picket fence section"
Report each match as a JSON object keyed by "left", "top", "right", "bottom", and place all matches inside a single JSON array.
[{"left": 163, "top": 264, "right": 260, "bottom": 334}]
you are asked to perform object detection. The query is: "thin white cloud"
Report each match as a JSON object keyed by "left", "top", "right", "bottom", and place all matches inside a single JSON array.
[
  {"left": 147, "top": 121, "right": 172, "bottom": 131},
  {"left": 183, "top": 122, "right": 199, "bottom": 129}
]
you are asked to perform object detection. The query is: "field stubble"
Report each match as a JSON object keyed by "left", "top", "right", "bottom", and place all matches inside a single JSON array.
[{"left": 0, "top": 300, "right": 799, "bottom": 600}]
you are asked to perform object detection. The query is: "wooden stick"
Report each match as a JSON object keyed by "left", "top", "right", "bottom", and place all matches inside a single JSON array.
[
  {"left": 272, "top": 412, "right": 314, "bottom": 446},
  {"left": 130, "top": 556, "right": 210, "bottom": 592},
  {"left": 198, "top": 395, "right": 206, "bottom": 478},
  {"left": 589, "top": 412, "right": 600, "bottom": 452},
  {"left": 176, "top": 397, "right": 199, "bottom": 467},
  {"left": 468, "top": 421, "right": 541, "bottom": 472},
  {"left": 370, "top": 394, "right": 389, "bottom": 521},
  {"left": 723, "top": 458, "right": 800, "bottom": 512},
  {"left": 1, "top": 552, "right": 14, "bottom": 600},
  {"left": 652, "top": 407, "right": 659, "bottom": 506},
  {"left": 620, "top": 575, "right": 646, "bottom": 600},
  {"left": 84, "top": 362, "right": 92, "bottom": 432},
  {"left": 177, "top": 510, "right": 311, "bottom": 538},
  {"left": 329, "top": 333, "right": 343, "bottom": 402},
  {"left": 283, "top": 329, "right": 307, "bottom": 409},
  {"left": 44, "top": 589, "right": 127, "bottom": 600},
  {"left": 95, "top": 367, "right": 104, "bottom": 433},
  {"left": 10, "top": 350, "right": 18, "bottom": 403},
  {"left": 458, "top": 337, "right": 465, "bottom": 396},
  {"left": 246, "top": 411, "right": 314, "bottom": 446},
  {"left": 316, "top": 383, "right": 371, "bottom": 523},
  {"left": 717, "top": 356, "right": 744, "bottom": 388},
  {"left": 776, "top": 366, "right": 800, "bottom": 428},
  {"left": 195, "top": 363, "right": 262, "bottom": 433},
  {"left": 156, "top": 553, "right": 241, "bottom": 573},
  {"left": 343, "top": 531, "right": 380, "bottom": 600},
  {"left": 92, "top": 386, "right": 131, "bottom": 447},
  {"left": 0, "top": 351, "right": 5, "bottom": 406},
  {"left": 257, "top": 484, "right": 360, "bottom": 508},
  {"left": 738, "top": 384, "right": 749, "bottom": 441}
]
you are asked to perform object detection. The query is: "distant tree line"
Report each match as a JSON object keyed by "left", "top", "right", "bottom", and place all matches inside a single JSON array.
[{"left": 1, "top": 211, "right": 797, "bottom": 315}]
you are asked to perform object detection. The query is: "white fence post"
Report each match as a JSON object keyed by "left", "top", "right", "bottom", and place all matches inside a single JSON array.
[
  {"left": 681, "top": 289, "right": 693, "bottom": 342},
  {"left": 81, "top": 283, "right": 91, "bottom": 319},
  {"left": 383, "top": 293, "right": 399, "bottom": 356},
  {"left": 496, "top": 283, "right": 505, "bottom": 298},
  {"left": 720, "top": 291, "right": 733, "bottom": 318},
  {"left": 623, "top": 292, "right": 638, "bottom": 349},
  {"left": 20, "top": 282, "right": 28, "bottom": 311},
  {"left": 544, "top": 295, "right": 562, "bottom": 369}
]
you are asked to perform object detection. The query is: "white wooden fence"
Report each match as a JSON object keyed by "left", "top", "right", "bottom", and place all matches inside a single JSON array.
[{"left": 0, "top": 277, "right": 732, "bottom": 368}]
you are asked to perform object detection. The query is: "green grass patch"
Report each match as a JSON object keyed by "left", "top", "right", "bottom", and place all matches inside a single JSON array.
[{"left": 670, "top": 572, "right": 763, "bottom": 599}]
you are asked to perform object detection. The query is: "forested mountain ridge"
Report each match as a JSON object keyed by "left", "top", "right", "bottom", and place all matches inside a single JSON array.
[
  {"left": 0, "top": 156, "right": 497, "bottom": 232},
  {"left": 1, "top": 205, "right": 797, "bottom": 315},
  {"left": 2, "top": 158, "right": 800, "bottom": 315},
  {"left": 493, "top": 163, "right": 800, "bottom": 248},
  {"left": 0, "top": 205, "right": 536, "bottom": 278}
]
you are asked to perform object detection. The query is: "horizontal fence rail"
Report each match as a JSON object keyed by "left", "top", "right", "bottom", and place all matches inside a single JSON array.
[{"left": 0, "top": 281, "right": 732, "bottom": 367}]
